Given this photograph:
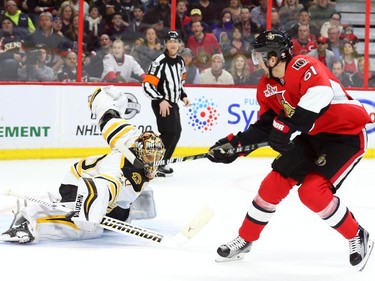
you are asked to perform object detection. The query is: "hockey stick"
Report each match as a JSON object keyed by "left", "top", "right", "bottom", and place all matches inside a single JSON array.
[
  {"left": 2, "top": 189, "right": 213, "bottom": 245},
  {"left": 146, "top": 141, "right": 269, "bottom": 168}
]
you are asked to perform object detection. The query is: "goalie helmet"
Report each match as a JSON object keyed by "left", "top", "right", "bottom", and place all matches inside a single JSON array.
[
  {"left": 252, "top": 29, "right": 293, "bottom": 65},
  {"left": 134, "top": 132, "right": 165, "bottom": 179}
]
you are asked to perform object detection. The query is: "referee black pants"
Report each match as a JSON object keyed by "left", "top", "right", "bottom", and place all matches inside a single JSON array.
[{"left": 151, "top": 101, "right": 182, "bottom": 161}]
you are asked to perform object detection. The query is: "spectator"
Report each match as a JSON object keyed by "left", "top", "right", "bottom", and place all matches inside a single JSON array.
[
  {"left": 279, "top": 0, "right": 304, "bottom": 32},
  {"left": 200, "top": 53, "right": 234, "bottom": 84},
  {"left": 221, "top": 24, "right": 251, "bottom": 70},
  {"left": 101, "top": 39, "right": 145, "bottom": 82},
  {"left": 133, "top": 27, "right": 163, "bottom": 71},
  {"left": 106, "top": 12, "right": 128, "bottom": 41},
  {"left": 84, "top": 6, "right": 106, "bottom": 51},
  {"left": 288, "top": 8, "right": 320, "bottom": 40},
  {"left": 271, "top": 8, "right": 281, "bottom": 29},
  {"left": 179, "top": 47, "right": 200, "bottom": 84},
  {"left": 192, "top": 0, "right": 221, "bottom": 26},
  {"left": 320, "top": 12, "right": 343, "bottom": 38},
  {"left": 350, "top": 56, "right": 375, "bottom": 87},
  {"left": 175, "top": 0, "right": 190, "bottom": 30},
  {"left": 327, "top": 25, "right": 343, "bottom": 59},
  {"left": 65, "top": 14, "right": 89, "bottom": 53},
  {"left": 57, "top": 2, "right": 75, "bottom": 36},
  {"left": 186, "top": 20, "right": 221, "bottom": 72},
  {"left": 52, "top": 16, "right": 64, "bottom": 37},
  {"left": 143, "top": 0, "right": 171, "bottom": 28},
  {"left": 308, "top": 0, "right": 337, "bottom": 30},
  {"left": 341, "top": 41, "right": 358, "bottom": 75},
  {"left": 0, "top": 16, "right": 25, "bottom": 81},
  {"left": 127, "top": 4, "right": 148, "bottom": 35},
  {"left": 340, "top": 24, "right": 359, "bottom": 45},
  {"left": 307, "top": 35, "right": 335, "bottom": 70},
  {"left": 291, "top": 24, "right": 316, "bottom": 55},
  {"left": 26, "top": 0, "right": 58, "bottom": 26},
  {"left": 229, "top": 54, "right": 258, "bottom": 85},
  {"left": 4, "top": 0, "right": 35, "bottom": 35},
  {"left": 83, "top": 33, "right": 112, "bottom": 79},
  {"left": 212, "top": 10, "right": 234, "bottom": 45},
  {"left": 181, "top": 8, "right": 211, "bottom": 44},
  {"left": 70, "top": 0, "right": 89, "bottom": 18},
  {"left": 237, "top": 5, "right": 260, "bottom": 44},
  {"left": 25, "top": 12, "right": 67, "bottom": 73},
  {"left": 57, "top": 50, "right": 89, "bottom": 82},
  {"left": 223, "top": 0, "right": 242, "bottom": 24},
  {"left": 251, "top": 0, "right": 268, "bottom": 32},
  {"left": 18, "top": 44, "right": 56, "bottom": 81},
  {"left": 331, "top": 59, "right": 352, "bottom": 87}
]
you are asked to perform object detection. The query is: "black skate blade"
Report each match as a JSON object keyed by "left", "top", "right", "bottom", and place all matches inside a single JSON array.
[
  {"left": 357, "top": 239, "right": 374, "bottom": 272},
  {"left": 215, "top": 253, "right": 247, "bottom": 263}
]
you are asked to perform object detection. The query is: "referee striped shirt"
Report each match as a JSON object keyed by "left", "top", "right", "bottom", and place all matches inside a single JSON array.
[{"left": 142, "top": 52, "right": 187, "bottom": 104}]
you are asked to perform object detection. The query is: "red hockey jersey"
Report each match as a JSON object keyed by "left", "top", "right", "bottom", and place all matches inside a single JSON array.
[{"left": 256, "top": 55, "right": 370, "bottom": 135}]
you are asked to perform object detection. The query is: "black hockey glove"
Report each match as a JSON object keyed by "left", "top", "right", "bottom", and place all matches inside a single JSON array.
[
  {"left": 207, "top": 133, "right": 240, "bottom": 164},
  {"left": 269, "top": 115, "right": 295, "bottom": 153}
]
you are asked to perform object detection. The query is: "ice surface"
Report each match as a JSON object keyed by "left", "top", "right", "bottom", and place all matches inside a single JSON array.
[{"left": 0, "top": 157, "right": 374, "bottom": 281}]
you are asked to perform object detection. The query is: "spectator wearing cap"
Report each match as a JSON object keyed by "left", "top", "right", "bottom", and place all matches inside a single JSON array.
[
  {"left": 4, "top": 0, "right": 35, "bottom": 35},
  {"left": 200, "top": 53, "right": 234, "bottom": 84},
  {"left": 181, "top": 8, "right": 212, "bottom": 44},
  {"left": 186, "top": 20, "right": 221, "bottom": 72},
  {"left": 180, "top": 47, "right": 200, "bottom": 84},
  {"left": 52, "top": 16, "right": 64, "bottom": 37},
  {"left": 307, "top": 36, "right": 335, "bottom": 70}
]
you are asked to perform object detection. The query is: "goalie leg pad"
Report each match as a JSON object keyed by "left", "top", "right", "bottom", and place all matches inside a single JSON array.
[
  {"left": 89, "top": 87, "right": 120, "bottom": 121},
  {"left": 71, "top": 177, "right": 110, "bottom": 231},
  {"left": 129, "top": 189, "right": 157, "bottom": 221}
]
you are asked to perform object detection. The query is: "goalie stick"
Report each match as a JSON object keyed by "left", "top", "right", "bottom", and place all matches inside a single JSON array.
[
  {"left": 2, "top": 189, "right": 214, "bottom": 246},
  {"left": 146, "top": 141, "right": 269, "bottom": 168}
]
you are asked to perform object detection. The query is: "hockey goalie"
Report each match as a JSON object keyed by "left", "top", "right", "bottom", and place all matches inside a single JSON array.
[{"left": 1, "top": 86, "right": 165, "bottom": 243}]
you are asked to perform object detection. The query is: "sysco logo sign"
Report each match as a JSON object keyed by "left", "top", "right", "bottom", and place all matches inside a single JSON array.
[
  {"left": 186, "top": 96, "right": 220, "bottom": 132},
  {"left": 228, "top": 98, "right": 259, "bottom": 130}
]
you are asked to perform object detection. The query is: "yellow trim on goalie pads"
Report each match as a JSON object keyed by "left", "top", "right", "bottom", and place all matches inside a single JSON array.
[
  {"left": 37, "top": 215, "right": 80, "bottom": 230},
  {"left": 102, "top": 119, "right": 137, "bottom": 149}
]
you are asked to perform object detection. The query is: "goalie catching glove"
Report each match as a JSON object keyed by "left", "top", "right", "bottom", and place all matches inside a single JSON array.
[{"left": 207, "top": 133, "right": 242, "bottom": 164}]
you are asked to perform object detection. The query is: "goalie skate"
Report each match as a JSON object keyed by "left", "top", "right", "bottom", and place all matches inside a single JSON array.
[
  {"left": 215, "top": 236, "right": 252, "bottom": 262},
  {"left": 0, "top": 200, "right": 35, "bottom": 244},
  {"left": 349, "top": 225, "right": 374, "bottom": 271}
]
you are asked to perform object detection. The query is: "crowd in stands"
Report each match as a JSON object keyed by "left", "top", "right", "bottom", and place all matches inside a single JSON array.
[{"left": 0, "top": 0, "right": 373, "bottom": 87}]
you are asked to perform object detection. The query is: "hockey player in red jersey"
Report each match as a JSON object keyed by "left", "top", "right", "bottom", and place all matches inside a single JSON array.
[{"left": 208, "top": 29, "right": 373, "bottom": 270}]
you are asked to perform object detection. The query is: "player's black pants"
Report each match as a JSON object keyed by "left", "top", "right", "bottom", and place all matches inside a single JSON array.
[{"left": 151, "top": 101, "right": 182, "bottom": 161}]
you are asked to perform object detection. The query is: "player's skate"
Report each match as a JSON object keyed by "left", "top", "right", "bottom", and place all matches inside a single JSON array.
[
  {"left": 215, "top": 235, "right": 252, "bottom": 262},
  {"left": 0, "top": 202, "right": 35, "bottom": 244},
  {"left": 348, "top": 225, "right": 374, "bottom": 271}
]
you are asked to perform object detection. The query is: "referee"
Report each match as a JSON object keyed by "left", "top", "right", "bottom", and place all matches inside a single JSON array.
[{"left": 142, "top": 30, "right": 191, "bottom": 176}]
